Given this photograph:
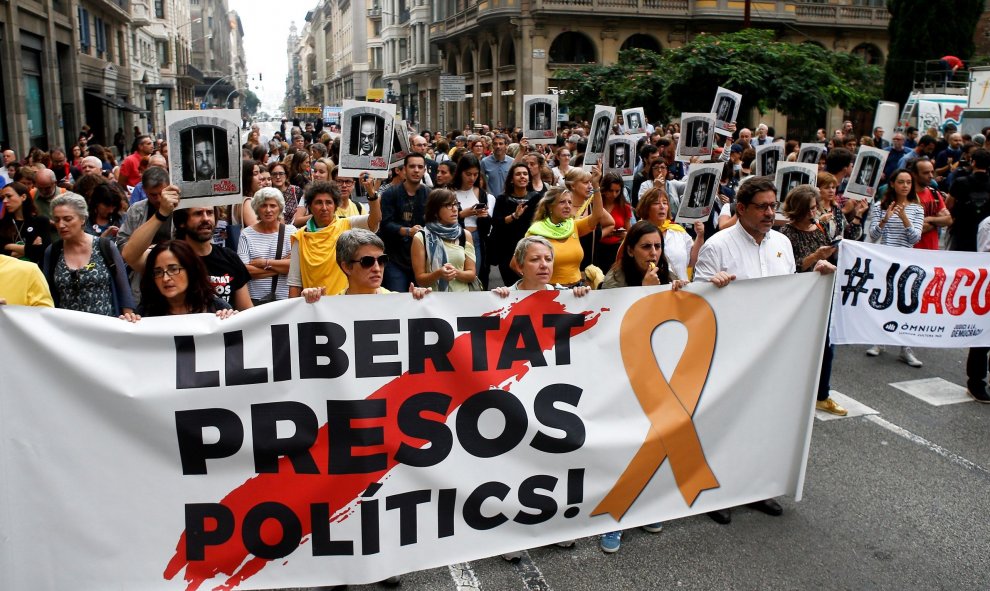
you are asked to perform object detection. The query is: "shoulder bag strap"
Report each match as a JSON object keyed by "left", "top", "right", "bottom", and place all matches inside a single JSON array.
[{"left": 269, "top": 224, "right": 286, "bottom": 299}]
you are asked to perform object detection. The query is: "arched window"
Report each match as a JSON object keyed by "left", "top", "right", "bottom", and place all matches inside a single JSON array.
[
  {"left": 548, "top": 32, "right": 596, "bottom": 65},
  {"left": 462, "top": 49, "right": 474, "bottom": 73},
  {"left": 479, "top": 44, "right": 493, "bottom": 71},
  {"left": 852, "top": 43, "right": 883, "bottom": 66},
  {"left": 620, "top": 34, "right": 661, "bottom": 54},
  {"left": 500, "top": 37, "right": 516, "bottom": 67}
]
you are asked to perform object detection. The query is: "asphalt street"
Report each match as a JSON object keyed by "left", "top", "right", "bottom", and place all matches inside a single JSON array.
[{"left": 257, "top": 343, "right": 988, "bottom": 591}]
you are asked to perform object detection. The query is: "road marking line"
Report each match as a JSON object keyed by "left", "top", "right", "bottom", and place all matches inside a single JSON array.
[
  {"left": 448, "top": 562, "right": 482, "bottom": 591},
  {"left": 889, "top": 377, "right": 972, "bottom": 406},
  {"left": 864, "top": 414, "right": 990, "bottom": 478},
  {"left": 815, "top": 390, "right": 879, "bottom": 421},
  {"left": 511, "top": 550, "right": 554, "bottom": 591}
]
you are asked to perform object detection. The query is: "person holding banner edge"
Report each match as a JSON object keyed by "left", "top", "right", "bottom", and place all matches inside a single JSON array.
[
  {"left": 694, "top": 176, "right": 835, "bottom": 524},
  {"left": 865, "top": 169, "right": 925, "bottom": 367},
  {"left": 779, "top": 185, "right": 846, "bottom": 416}
]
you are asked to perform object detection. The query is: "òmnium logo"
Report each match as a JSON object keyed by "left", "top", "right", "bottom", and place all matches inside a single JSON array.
[{"left": 883, "top": 321, "right": 898, "bottom": 333}]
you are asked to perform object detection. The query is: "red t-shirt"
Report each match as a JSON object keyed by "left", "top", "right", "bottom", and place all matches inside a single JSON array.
[
  {"left": 914, "top": 187, "right": 945, "bottom": 250},
  {"left": 601, "top": 203, "right": 632, "bottom": 245},
  {"left": 118, "top": 152, "right": 144, "bottom": 188}
]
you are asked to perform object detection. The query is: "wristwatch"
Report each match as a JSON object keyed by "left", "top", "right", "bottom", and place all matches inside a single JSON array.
[
  {"left": 367, "top": 194, "right": 379, "bottom": 202},
  {"left": 154, "top": 210, "right": 169, "bottom": 222}
]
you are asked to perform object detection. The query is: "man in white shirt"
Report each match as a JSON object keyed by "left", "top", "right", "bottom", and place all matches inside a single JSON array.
[
  {"left": 694, "top": 177, "right": 800, "bottom": 280},
  {"left": 694, "top": 176, "right": 835, "bottom": 523}
]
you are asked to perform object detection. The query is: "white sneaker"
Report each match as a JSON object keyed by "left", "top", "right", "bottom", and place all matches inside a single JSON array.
[
  {"left": 899, "top": 346, "right": 922, "bottom": 368},
  {"left": 865, "top": 345, "right": 883, "bottom": 357}
]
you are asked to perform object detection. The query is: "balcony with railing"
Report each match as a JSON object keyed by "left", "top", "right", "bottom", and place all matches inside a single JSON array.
[{"left": 527, "top": 0, "right": 887, "bottom": 28}]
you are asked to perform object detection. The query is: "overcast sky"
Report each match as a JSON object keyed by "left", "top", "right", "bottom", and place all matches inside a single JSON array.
[{"left": 230, "top": 0, "right": 315, "bottom": 113}]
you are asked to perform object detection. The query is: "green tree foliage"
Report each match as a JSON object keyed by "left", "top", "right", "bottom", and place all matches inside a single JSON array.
[
  {"left": 884, "top": 0, "right": 983, "bottom": 105},
  {"left": 242, "top": 89, "right": 261, "bottom": 117},
  {"left": 555, "top": 29, "right": 882, "bottom": 124}
]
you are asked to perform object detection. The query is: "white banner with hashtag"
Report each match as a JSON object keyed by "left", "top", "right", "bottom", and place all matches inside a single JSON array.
[{"left": 831, "top": 240, "right": 990, "bottom": 347}]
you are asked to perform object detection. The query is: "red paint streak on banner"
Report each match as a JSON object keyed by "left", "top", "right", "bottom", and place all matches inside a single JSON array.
[{"left": 163, "top": 291, "right": 602, "bottom": 590}]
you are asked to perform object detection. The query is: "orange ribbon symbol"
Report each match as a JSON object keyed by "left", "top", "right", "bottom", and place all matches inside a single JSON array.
[{"left": 592, "top": 290, "right": 720, "bottom": 521}]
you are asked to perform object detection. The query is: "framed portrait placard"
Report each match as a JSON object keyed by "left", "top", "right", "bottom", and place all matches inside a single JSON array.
[
  {"left": 165, "top": 109, "right": 243, "bottom": 209},
  {"left": 754, "top": 143, "right": 785, "bottom": 177},
  {"left": 845, "top": 146, "right": 887, "bottom": 201},
  {"left": 676, "top": 113, "right": 716, "bottom": 162},
  {"left": 773, "top": 162, "right": 818, "bottom": 201},
  {"left": 622, "top": 107, "right": 646, "bottom": 135},
  {"left": 523, "top": 95, "right": 558, "bottom": 144},
  {"left": 603, "top": 135, "right": 638, "bottom": 180},
  {"left": 584, "top": 105, "right": 615, "bottom": 171},
  {"left": 674, "top": 162, "right": 723, "bottom": 225},
  {"left": 340, "top": 100, "right": 397, "bottom": 179},
  {"left": 797, "top": 143, "right": 826, "bottom": 165},
  {"left": 389, "top": 119, "right": 411, "bottom": 168},
  {"left": 712, "top": 87, "right": 741, "bottom": 136}
]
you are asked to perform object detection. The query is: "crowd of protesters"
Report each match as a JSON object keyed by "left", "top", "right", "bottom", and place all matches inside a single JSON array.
[{"left": 2, "top": 108, "right": 990, "bottom": 561}]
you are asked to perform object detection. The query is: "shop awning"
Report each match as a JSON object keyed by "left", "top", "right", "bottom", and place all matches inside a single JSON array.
[{"left": 85, "top": 91, "right": 149, "bottom": 114}]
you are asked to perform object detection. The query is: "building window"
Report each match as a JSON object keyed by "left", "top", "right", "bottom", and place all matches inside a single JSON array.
[
  {"left": 155, "top": 0, "right": 165, "bottom": 19},
  {"left": 78, "top": 7, "right": 91, "bottom": 52},
  {"left": 95, "top": 17, "right": 106, "bottom": 58},
  {"left": 22, "top": 48, "right": 47, "bottom": 144},
  {"left": 157, "top": 40, "right": 170, "bottom": 66}
]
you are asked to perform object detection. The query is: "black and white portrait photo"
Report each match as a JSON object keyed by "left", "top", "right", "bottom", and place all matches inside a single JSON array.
[
  {"left": 773, "top": 162, "right": 818, "bottom": 203},
  {"left": 523, "top": 95, "right": 558, "bottom": 143},
  {"left": 339, "top": 99, "right": 396, "bottom": 178},
  {"left": 604, "top": 136, "right": 637, "bottom": 180},
  {"left": 674, "top": 162, "right": 724, "bottom": 225},
  {"left": 798, "top": 143, "right": 825, "bottom": 165},
  {"left": 754, "top": 143, "right": 784, "bottom": 177},
  {"left": 711, "top": 87, "right": 741, "bottom": 136},
  {"left": 855, "top": 156, "right": 880, "bottom": 187},
  {"left": 845, "top": 146, "right": 888, "bottom": 200},
  {"left": 687, "top": 120, "right": 711, "bottom": 149},
  {"left": 610, "top": 143, "right": 628, "bottom": 169},
  {"left": 165, "top": 109, "right": 243, "bottom": 207},
  {"left": 676, "top": 113, "right": 715, "bottom": 162},
  {"left": 351, "top": 114, "right": 385, "bottom": 157},
  {"left": 584, "top": 105, "right": 615, "bottom": 171},
  {"left": 531, "top": 103, "right": 551, "bottom": 131},
  {"left": 687, "top": 172, "right": 716, "bottom": 208},
  {"left": 622, "top": 107, "right": 646, "bottom": 134},
  {"left": 180, "top": 126, "right": 230, "bottom": 182}
]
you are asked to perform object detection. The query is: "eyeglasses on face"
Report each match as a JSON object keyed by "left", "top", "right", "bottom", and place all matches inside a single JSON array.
[
  {"left": 350, "top": 254, "right": 389, "bottom": 269},
  {"left": 152, "top": 264, "right": 185, "bottom": 279},
  {"left": 747, "top": 201, "right": 778, "bottom": 212},
  {"left": 271, "top": 171, "right": 286, "bottom": 177}
]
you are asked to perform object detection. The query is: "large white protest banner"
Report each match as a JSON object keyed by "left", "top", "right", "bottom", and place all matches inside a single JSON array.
[
  {"left": 0, "top": 275, "right": 831, "bottom": 590},
  {"left": 831, "top": 240, "right": 990, "bottom": 347}
]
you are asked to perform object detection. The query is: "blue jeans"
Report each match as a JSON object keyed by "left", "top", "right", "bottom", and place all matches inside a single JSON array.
[{"left": 383, "top": 262, "right": 415, "bottom": 293}]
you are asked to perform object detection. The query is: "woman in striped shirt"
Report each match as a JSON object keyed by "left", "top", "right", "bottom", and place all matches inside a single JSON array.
[{"left": 866, "top": 168, "right": 926, "bottom": 367}]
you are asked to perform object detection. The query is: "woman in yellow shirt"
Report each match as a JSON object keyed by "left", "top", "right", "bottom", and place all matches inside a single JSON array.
[
  {"left": 287, "top": 180, "right": 381, "bottom": 298},
  {"left": 525, "top": 166, "right": 604, "bottom": 286}
]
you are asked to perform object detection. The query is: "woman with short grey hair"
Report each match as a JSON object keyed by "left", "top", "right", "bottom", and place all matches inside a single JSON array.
[
  {"left": 237, "top": 186, "right": 296, "bottom": 304},
  {"left": 300, "top": 228, "right": 429, "bottom": 302},
  {"left": 42, "top": 192, "right": 136, "bottom": 319}
]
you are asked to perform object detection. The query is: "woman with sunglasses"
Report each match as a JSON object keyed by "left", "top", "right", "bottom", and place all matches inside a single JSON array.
[
  {"left": 300, "top": 228, "right": 430, "bottom": 300},
  {"left": 41, "top": 193, "right": 136, "bottom": 319},
  {"left": 287, "top": 180, "right": 382, "bottom": 299},
  {"left": 411, "top": 189, "right": 477, "bottom": 292},
  {"left": 137, "top": 240, "right": 234, "bottom": 318}
]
